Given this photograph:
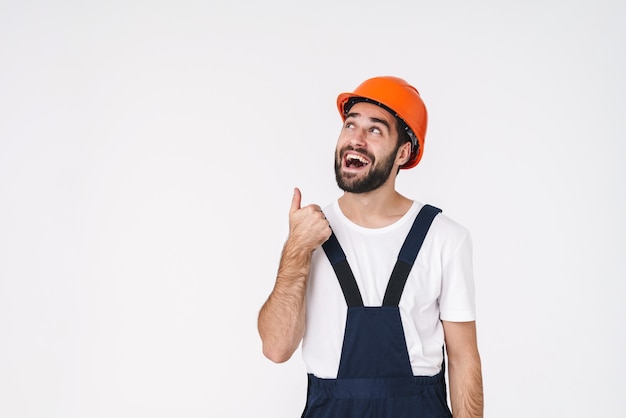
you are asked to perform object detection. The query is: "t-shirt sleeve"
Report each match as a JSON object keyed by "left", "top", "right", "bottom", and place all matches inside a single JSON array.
[{"left": 439, "top": 230, "right": 476, "bottom": 322}]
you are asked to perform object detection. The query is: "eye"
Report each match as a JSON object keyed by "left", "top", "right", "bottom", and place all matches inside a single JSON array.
[
  {"left": 344, "top": 121, "right": 355, "bottom": 129},
  {"left": 369, "top": 126, "right": 382, "bottom": 135}
]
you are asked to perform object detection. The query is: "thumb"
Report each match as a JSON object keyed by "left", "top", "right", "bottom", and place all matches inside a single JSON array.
[{"left": 290, "top": 187, "right": 302, "bottom": 214}]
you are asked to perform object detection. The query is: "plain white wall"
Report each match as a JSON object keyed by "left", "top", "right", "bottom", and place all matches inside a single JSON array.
[{"left": 1, "top": 1, "right": 624, "bottom": 417}]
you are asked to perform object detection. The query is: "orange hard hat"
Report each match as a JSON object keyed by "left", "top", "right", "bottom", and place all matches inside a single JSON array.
[{"left": 336, "top": 76, "right": 428, "bottom": 169}]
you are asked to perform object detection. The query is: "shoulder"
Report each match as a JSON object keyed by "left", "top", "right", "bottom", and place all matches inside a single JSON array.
[
  {"left": 322, "top": 200, "right": 343, "bottom": 227},
  {"left": 432, "top": 210, "right": 470, "bottom": 239},
  {"left": 419, "top": 204, "right": 472, "bottom": 256},
  {"left": 414, "top": 202, "right": 470, "bottom": 239}
]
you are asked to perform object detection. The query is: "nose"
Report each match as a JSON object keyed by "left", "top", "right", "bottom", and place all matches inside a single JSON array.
[{"left": 347, "top": 127, "right": 366, "bottom": 147}]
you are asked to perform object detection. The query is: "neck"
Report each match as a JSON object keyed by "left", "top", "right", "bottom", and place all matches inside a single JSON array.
[{"left": 338, "top": 183, "right": 413, "bottom": 228}]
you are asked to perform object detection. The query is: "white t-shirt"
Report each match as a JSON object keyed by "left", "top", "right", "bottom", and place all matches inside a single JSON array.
[{"left": 302, "top": 200, "right": 476, "bottom": 378}]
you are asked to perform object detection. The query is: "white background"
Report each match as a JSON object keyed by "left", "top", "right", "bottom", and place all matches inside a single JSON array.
[{"left": 1, "top": 1, "right": 624, "bottom": 417}]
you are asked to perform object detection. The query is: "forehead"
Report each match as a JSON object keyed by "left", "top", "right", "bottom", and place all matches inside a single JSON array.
[{"left": 345, "top": 101, "right": 396, "bottom": 124}]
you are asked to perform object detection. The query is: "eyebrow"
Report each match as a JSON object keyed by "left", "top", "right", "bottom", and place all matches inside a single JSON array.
[{"left": 345, "top": 112, "right": 392, "bottom": 132}]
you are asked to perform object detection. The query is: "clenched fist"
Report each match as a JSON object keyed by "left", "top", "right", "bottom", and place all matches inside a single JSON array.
[{"left": 288, "top": 188, "right": 332, "bottom": 252}]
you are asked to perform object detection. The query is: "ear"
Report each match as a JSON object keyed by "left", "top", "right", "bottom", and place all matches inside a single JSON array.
[{"left": 396, "top": 141, "right": 412, "bottom": 166}]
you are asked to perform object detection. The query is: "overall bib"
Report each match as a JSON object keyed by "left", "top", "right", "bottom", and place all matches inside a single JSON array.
[{"left": 302, "top": 205, "right": 452, "bottom": 418}]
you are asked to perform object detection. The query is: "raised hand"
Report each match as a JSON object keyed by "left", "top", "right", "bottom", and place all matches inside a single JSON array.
[{"left": 288, "top": 187, "right": 332, "bottom": 252}]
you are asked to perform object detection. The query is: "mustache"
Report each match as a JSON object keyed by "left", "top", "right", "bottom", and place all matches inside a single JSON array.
[{"left": 339, "top": 146, "right": 375, "bottom": 162}]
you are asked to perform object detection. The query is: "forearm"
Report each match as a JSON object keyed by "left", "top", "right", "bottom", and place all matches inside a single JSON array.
[
  {"left": 258, "top": 239, "right": 312, "bottom": 363},
  {"left": 442, "top": 320, "right": 483, "bottom": 418},
  {"left": 259, "top": 188, "right": 331, "bottom": 363},
  {"left": 448, "top": 352, "right": 483, "bottom": 418}
]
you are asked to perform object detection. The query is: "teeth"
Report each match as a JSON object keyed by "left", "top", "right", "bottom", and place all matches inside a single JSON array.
[{"left": 346, "top": 153, "right": 369, "bottom": 164}]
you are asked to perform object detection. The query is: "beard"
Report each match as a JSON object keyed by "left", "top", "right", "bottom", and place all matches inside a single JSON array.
[{"left": 334, "top": 145, "right": 399, "bottom": 193}]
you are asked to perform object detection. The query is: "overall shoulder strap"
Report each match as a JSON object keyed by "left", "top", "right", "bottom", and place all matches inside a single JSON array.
[
  {"left": 322, "top": 232, "right": 364, "bottom": 308},
  {"left": 382, "top": 204, "right": 442, "bottom": 307}
]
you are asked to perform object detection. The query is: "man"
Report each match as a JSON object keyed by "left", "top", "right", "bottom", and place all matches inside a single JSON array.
[{"left": 258, "top": 76, "right": 483, "bottom": 417}]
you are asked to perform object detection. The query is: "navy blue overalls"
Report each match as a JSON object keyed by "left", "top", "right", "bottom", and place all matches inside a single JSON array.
[{"left": 302, "top": 205, "right": 452, "bottom": 418}]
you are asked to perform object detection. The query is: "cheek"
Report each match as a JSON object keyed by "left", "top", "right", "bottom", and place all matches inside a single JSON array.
[
  {"left": 334, "top": 142, "right": 344, "bottom": 161},
  {"left": 335, "top": 133, "right": 352, "bottom": 152},
  {"left": 337, "top": 130, "right": 350, "bottom": 144}
]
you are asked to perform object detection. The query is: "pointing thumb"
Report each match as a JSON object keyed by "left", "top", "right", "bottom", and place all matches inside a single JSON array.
[{"left": 290, "top": 187, "right": 302, "bottom": 213}]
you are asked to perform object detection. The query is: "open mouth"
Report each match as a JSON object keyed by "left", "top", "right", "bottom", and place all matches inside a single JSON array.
[{"left": 344, "top": 152, "right": 371, "bottom": 169}]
